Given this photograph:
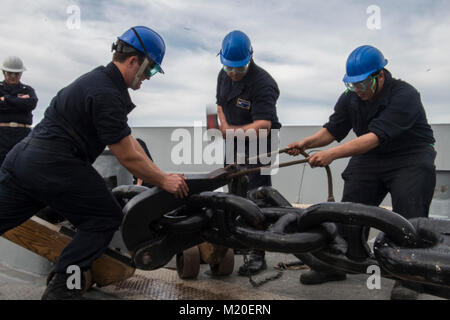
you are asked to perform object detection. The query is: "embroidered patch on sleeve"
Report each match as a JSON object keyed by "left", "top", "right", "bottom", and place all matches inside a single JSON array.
[{"left": 236, "top": 98, "right": 251, "bottom": 110}]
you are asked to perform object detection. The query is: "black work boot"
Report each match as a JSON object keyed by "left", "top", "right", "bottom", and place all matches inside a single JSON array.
[
  {"left": 41, "top": 272, "right": 87, "bottom": 300},
  {"left": 390, "top": 281, "right": 421, "bottom": 300},
  {"left": 300, "top": 270, "right": 346, "bottom": 285},
  {"left": 238, "top": 250, "right": 267, "bottom": 276}
]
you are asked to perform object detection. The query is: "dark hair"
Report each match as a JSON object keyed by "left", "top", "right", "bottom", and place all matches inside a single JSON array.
[
  {"left": 371, "top": 68, "right": 387, "bottom": 77},
  {"left": 112, "top": 40, "right": 145, "bottom": 64}
]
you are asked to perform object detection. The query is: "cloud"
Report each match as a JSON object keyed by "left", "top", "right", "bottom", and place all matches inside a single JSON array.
[{"left": 1, "top": 0, "right": 449, "bottom": 126}]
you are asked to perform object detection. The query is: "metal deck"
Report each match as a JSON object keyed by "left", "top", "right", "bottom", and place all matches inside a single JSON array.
[{"left": 0, "top": 251, "right": 444, "bottom": 300}]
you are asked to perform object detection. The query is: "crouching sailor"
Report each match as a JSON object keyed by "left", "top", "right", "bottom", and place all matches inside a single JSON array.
[{"left": 0, "top": 26, "right": 189, "bottom": 300}]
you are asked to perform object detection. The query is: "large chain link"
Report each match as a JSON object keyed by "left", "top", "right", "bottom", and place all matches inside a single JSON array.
[
  {"left": 190, "top": 190, "right": 450, "bottom": 296},
  {"left": 115, "top": 150, "right": 449, "bottom": 297}
]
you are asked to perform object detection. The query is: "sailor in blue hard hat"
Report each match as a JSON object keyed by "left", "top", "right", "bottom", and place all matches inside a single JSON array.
[
  {"left": 0, "top": 26, "right": 188, "bottom": 300},
  {"left": 113, "top": 26, "right": 166, "bottom": 90},
  {"left": 219, "top": 30, "right": 253, "bottom": 82},
  {"left": 216, "top": 30, "right": 282, "bottom": 276},
  {"left": 342, "top": 45, "right": 388, "bottom": 101},
  {"left": 287, "top": 45, "right": 436, "bottom": 300}
]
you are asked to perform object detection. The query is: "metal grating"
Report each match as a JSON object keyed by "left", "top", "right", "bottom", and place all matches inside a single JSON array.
[{"left": 96, "top": 268, "right": 290, "bottom": 300}]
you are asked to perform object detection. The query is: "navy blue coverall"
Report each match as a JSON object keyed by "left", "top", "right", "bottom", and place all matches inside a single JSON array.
[
  {"left": 324, "top": 70, "right": 436, "bottom": 218},
  {"left": 300, "top": 69, "right": 436, "bottom": 275},
  {"left": 0, "top": 62, "right": 134, "bottom": 273},
  {"left": 0, "top": 81, "right": 38, "bottom": 164},
  {"left": 216, "top": 60, "right": 281, "bottom": 263},
  {"left": 216, "top": 60, "right": 281, "bottom": 190}
]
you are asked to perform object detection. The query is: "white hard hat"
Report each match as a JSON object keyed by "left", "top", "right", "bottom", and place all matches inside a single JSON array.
[{"left": 2, "top": 56, "right": 26, "bottom": 73}]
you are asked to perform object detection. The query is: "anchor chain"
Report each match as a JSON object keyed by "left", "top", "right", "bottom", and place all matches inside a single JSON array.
[{"left": 113, "top": 150, "right": 450, "bottom": 298}]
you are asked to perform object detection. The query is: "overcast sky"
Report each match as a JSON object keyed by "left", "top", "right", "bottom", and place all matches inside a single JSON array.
[{"left": 1, "top": 0, "right": 449, "bottom": 127}]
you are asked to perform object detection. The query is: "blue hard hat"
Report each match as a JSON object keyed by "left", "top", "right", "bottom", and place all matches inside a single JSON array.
[
  {"left": 118, "top": 26, "right": 166, "bottom": 74},
  {"left": 220, "top": 30, "right": 253, "bottom": 67},
  {"left": 343, "top": 45, "right": 388, "bottom": 83}
]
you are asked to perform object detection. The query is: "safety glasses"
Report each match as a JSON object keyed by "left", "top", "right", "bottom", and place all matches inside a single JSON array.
[
  {"left": 345, "top": 75, "right": 378, "bottom": 92},
  {"left": 3, "top": 71, "right": 21, "bottom": 77},
  {"left": 131, "top": 27, "right": 163, "bottom": 78},
  {"left": 223, "top": 63, "right": 249, "bottom": 74},
  {"left": 143, "top": 59, "right": 160, "bottom": 78}
]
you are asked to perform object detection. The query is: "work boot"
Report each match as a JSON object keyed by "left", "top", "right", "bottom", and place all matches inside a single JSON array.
[
  {"left": 390, "top": 281, "right": 420, "bottom": 300},
  {"left": 300, "top": 270, "right": 346, "bottom": 285},
  {"left": 238, "top": 250, "right": 267, "bottom": 276},
  {"left": 41, "top": 272, "right": 87, "bottom": 300}
]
